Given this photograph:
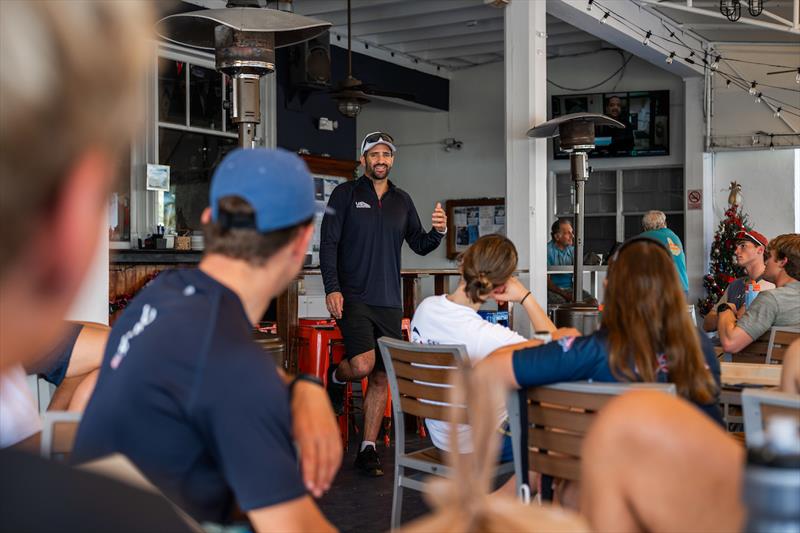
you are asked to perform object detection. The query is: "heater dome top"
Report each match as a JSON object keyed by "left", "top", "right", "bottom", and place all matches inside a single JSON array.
[
  {"left": 526, "top": 112, "right": 623, "bottom": 139},
  {"left": 156, "top": 7, "right": 331, "bottom": 50}
]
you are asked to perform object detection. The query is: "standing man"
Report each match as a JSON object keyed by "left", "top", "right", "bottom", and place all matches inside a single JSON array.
[
  {"left": 640, "top": 210, "right": 689, "bottom": 294},
  {"left": 703, "top": 229, "right": 774, "bottom": 332},
  {"left": 321, "top": 131, "right": 447, "bottom": 476}
]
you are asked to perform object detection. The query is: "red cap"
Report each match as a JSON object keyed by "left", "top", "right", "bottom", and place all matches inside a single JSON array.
[{"left": 736, "top": 229, "right": 768, "bottom": 248}]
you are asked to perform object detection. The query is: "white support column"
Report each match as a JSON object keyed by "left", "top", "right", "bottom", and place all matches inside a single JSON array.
[
  {"left": 505, "top": 1, "right": 548, "bottom": 336},
  {"left": 683, "top": 77, "right": 709, "bottom": 308},
  {"left": 66, "top": 225, "right": 109, "bottom": 326}
]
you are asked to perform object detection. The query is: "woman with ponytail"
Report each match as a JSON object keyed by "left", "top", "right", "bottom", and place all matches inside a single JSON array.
[
  {"left": 410, "top": 234, "right": 576, "bottom": 458},
  {"left": 476, "top": 236, "right": 723, "bottom": 424}
]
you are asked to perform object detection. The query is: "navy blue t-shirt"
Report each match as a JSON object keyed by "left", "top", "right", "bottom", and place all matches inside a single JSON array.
[
  {"left": 512, "top": 328, "right": 724, "bottom": 425},
  {"left": 73, "top": 269, "right": 305, "bottom": 523}
]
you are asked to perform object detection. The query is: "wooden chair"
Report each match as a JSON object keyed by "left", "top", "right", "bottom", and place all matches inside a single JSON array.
[
  {"left": 40, "top": 411, "right": 81, "bottom": 461},
  {"left": 742, "top": 389, "right": 800, "bottom": 447},
  {"left": 721, "top": 362, "right": 782, "bottom": 387},
  {"left": 507, "top": 381, "right": 676, "bottom": 499},
  {"left": 766, "top": 326, "right": 800, "bottom": 364},
  {"left": 729, "top": 331, "right": 772, "bottom": 363},
  {"left": 377, "top": 336, "right": 514, "bottom": 529}
]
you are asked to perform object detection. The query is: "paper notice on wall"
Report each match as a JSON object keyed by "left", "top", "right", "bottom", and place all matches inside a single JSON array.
[{"left": 146, "top": 164, "right": 170, "bottom": 191}]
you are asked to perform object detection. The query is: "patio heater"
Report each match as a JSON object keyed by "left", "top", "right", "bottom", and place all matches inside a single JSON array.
[
  {"left": 527, "top": 113, "right": 623, "bottom": 331},
  {"left": 156, "top": 6, "right": 330, "bottom": 148}
]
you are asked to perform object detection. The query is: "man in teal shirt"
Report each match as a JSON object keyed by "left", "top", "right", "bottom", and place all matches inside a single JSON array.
[
  {"left": 547, "top": 218, "right": 596, "bottom": 304},
  {"left": 640, "top": 210, "right": 689, "bottom": 293}
]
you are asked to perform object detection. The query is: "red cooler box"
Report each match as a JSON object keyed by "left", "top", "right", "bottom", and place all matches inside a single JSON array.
[{"left": 296, "top": 318, "right": 345, "bottom": 384}]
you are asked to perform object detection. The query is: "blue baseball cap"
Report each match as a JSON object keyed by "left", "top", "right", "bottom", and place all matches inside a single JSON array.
[{"left": 210, "top": 148, "right": 331, "bottom": 233}]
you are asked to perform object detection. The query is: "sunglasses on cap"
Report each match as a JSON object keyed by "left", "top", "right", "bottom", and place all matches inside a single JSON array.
[{"left": 360, "top": 131, "right": 397, "bottom": 155}]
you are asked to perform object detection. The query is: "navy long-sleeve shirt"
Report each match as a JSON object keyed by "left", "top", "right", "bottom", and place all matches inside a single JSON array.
[
  {"left": 320, "top": 176, "right": 443, "bottom": 308},
  {"left": 511, "top": 327, "right": 724, "bottom": 425}
]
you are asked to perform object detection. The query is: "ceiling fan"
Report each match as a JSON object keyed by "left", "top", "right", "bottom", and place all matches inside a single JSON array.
[{"left": 331, "top": 0, "right": 370, "bottom": 118}]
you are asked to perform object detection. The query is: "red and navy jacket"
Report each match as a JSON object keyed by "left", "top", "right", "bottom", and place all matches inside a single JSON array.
[{"left": 320, "top": 176, "right": 443, "bottom": 308}]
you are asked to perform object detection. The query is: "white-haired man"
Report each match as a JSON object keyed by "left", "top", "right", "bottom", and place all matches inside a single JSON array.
[{"left": 640, "top": 210, "right": 688, "bottom": 293}]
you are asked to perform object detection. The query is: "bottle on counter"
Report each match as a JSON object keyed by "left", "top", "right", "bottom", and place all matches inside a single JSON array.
[
  {"left": 744, "top": 281, "right": 761, "bottom": 309},
  {"left": 743, "top": 416, "right": 800, "bottom": 533}
]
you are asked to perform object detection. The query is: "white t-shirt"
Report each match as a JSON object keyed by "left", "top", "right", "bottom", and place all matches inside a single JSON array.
[
  {"left": 410, "top": 295, "right": 526, "bottom": 453},
  {"left": 0, "top": 365, "right": 42, "bottom": 448}
]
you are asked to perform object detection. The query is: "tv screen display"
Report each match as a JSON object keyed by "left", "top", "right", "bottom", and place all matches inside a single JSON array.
[{"left": 551, "top": 90, "right": 669, "bottom": 159}]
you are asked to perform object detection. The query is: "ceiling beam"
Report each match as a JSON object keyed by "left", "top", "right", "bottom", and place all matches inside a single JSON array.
[
  {"left": 364, "top": 17, "right": 505, "bottom": 45},
  {"left": 545, "top": 30, "right": 603, "bottom": 46},
  {"left": 547, "top": 0, "right": 706, "bottom": 77},
  {"left": 330, "top": 5, "right": 503, "bottom": 36},
  {"left": 397, "top": 30, "right": 504, "bottom": 53},
  {"left": 299, "top": 0, "right": 487, "bottom": 26},
  {"left": 638, "top": 0, "right": 800, "bottom": 34},
  {"left": 419, "top": 41, "right": 505, "bottom": 60},
  {"left": 293, "top": 0, "right": 405, "bottom": 16}
]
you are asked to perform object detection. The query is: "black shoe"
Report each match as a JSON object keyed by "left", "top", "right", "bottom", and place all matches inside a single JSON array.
[
  {"left": 326, "top": 364, "right": 346, "bottom": 416},
  {"left": 354, "top": 445, "right": 384, "bottom": 477}
]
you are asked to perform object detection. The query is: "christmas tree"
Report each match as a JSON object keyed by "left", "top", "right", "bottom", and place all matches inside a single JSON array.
[{"left": 698, "top": 182, "right": 752, "bottom": 315}]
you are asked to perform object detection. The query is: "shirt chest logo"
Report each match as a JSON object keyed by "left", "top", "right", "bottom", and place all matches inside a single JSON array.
[{"left": 355, "top": 201, "right": 371, "bottom": 209}]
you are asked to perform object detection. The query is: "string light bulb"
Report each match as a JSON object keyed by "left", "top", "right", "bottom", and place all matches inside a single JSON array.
[
  {"left": 749, "top": 81, "right": 757, "bottom": 95},
  {"left": 599, "top": 12, "right": 609, "bottom": 23},
  {"left": 665, "top": 52, "right": 675, "bottom": 64},
  {"left": 754, "top": 92, "right": 762, "bottom": 103},
  {"left": 796, "top": 68, "right": 800, "bottom": 84},
  {"left": 725, "top": 79, "right": 732, "bottom": 87},
  {"left": 587, "top": 0, "right": 593, "bottom": 11},
  {"left": 642, "top": 31, "right": 651, "bottom": 46},
  {"left": 774, "top": 107, "right": 782, "bottom": 118},
  {"left": 769, "top": 135, "right": 774, "bottom": 151},
  {"left": 711, "top": 55, "right": 720, "bottom": 70},
  {"left": 685, "top": 52, "right": 695, "bottom": 65}
]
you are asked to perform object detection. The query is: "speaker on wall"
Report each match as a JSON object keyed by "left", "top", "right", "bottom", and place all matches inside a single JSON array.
[{"left": 289, "top": 31, "right": 331, "bottom": 88}]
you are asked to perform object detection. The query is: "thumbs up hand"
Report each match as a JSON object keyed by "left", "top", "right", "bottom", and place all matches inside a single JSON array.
[{"left": 432, "top": 202, "right": 447, "bottom": 233}]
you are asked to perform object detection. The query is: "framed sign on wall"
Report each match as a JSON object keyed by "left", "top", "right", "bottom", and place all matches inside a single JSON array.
[{"left": 444, "top": 198, "right": 505, "bottom": 259}]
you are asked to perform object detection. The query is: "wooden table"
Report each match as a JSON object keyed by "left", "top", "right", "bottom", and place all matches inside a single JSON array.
[{"left": 719, "top": 362, "right": 781, "bottom": 431}]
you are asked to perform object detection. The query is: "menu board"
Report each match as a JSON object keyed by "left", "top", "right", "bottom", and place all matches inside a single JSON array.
[
  {"left": 307, "top": 174, "right": 347, "bottom": 266},
  {"left": 444, "top": 198, "right": 505, "bottom": 259}
]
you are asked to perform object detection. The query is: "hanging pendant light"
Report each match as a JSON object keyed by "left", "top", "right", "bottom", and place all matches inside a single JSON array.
[{"left": 331, "top": 0, "right": 369, "bottom": 118}]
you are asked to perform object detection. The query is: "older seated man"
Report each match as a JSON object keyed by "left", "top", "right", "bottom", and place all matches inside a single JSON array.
[{"left": 718, "top": 233, "right": 800, "bottom": 354}]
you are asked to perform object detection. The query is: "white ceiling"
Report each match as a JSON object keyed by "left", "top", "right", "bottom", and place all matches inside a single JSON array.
[
  {"left": 182, "top": 0, "right": 797, "bottom": 74},
  {"left": 639, "top": 0, "right": 800, "bottom": 45}
]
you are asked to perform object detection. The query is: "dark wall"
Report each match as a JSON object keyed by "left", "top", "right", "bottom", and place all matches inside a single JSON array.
[
  {"left": 276, "top": 44, "right": 449, "bottom": 161},
  {"left": 276, "top": 46, "right": 356, "bottom": 160}
]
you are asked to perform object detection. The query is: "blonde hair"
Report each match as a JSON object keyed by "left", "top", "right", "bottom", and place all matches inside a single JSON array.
[
  {"left": 642, "top": 210, "right": 667, "bottom": 231},
  {"left": 0, "top": 0, "right": 154, "bottom": 273}
]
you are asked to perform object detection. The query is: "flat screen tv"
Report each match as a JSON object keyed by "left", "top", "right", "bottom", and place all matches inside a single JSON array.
[{"left": 551, "top": 90, "right": 669, "bottom": 159}]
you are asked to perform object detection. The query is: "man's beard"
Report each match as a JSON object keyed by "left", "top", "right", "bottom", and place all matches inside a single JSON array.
[{"left": 366, "top": 160, "right": 391, "bottom": 180}]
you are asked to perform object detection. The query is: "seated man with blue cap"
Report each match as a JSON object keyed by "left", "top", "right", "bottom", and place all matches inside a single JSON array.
[{"left": 73, "top": 149, "right": 340, "bottom": 532}]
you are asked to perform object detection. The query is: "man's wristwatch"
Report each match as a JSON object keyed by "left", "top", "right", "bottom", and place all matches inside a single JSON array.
[
  {"left": 717, "top": 302, "right": 734, "bottom": 315},
  {"left": 289, "top": 373, "right": 324, "bottom": 394}
]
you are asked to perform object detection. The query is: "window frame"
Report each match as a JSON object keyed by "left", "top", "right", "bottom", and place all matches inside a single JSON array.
[{"left": 549, "top": 164, "right": 685, "bottom": 252}]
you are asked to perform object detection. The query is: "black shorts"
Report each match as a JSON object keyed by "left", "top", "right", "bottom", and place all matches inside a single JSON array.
[{"left": 336, "top": 301, "right": 403, "bottom": 370}]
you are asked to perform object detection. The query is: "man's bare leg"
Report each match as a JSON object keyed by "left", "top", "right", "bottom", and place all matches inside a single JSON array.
[
  {"left": 580, "top": 390, "right": 744, "bottom": 532},
  {"left": 362, "top": 368, "right": 388, "bottom": 444}
]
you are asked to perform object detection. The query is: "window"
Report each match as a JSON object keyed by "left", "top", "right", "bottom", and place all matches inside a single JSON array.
[
  {"left": 155, "top": 54, "right": 238, "bottom": 235},
  {"left": 622, "top": 167, "right": 684, "bottom": 243},
  {"left": 552, "top": 166, "right": 684, "bottom": 256}
]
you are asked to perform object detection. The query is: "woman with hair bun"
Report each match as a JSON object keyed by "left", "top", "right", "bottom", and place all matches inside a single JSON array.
[{"left": 410, "top": 234, "right": 576, "bottom": 458}]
